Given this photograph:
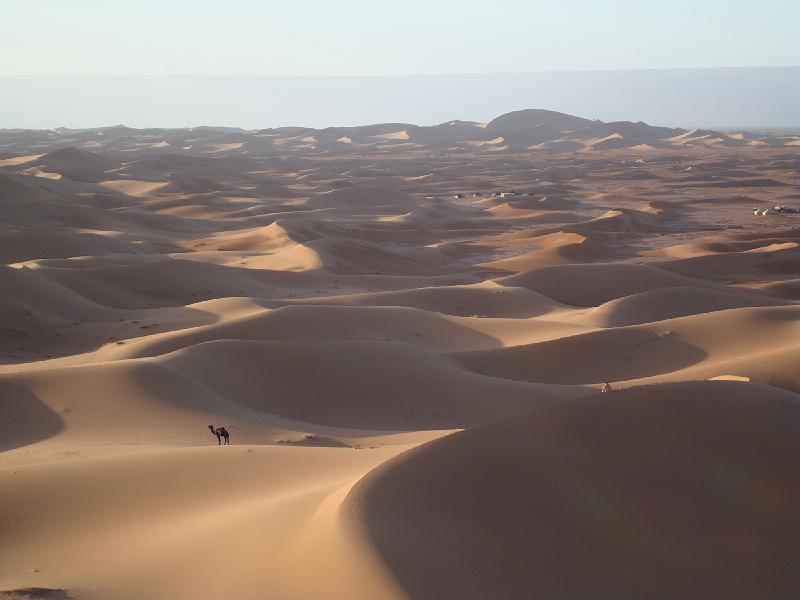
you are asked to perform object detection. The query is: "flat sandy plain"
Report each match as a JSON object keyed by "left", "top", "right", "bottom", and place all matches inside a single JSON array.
[{"left": 2, "top": 110, "right": 800, "bottom": 599}]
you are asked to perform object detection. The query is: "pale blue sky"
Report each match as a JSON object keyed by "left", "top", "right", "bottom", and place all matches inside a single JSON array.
[{"left": 3, "top": 0, "right": 798, "bottom": 75}]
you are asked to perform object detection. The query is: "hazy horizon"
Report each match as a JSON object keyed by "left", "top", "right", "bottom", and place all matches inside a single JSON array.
[{"left": 1, "top": 66, "right": 798, "bottom": 130}]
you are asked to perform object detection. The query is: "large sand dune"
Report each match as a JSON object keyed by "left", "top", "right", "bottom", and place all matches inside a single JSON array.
[
  {"left": 2, "top": 110, "right": 799, "bottom": 599},
  {"left": 345, "top": 381, "right": 800, "bottom": 600}
]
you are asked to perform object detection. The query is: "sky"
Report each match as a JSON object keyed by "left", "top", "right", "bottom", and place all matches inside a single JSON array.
[
  {"left": 1, "top": 1, "right": 798, "bottom": 128},
  {"left": 3, "top": 0, "right": 798, "bottom": 76}
]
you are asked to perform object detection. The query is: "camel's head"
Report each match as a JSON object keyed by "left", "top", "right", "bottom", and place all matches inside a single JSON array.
[{"left": 208, "top": 425, "right": 214, "bottom": 432}]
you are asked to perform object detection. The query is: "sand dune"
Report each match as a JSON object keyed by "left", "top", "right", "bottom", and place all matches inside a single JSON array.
[
  {"left": 583, "top": 286, "right": 787, "bottom": 326},
  {"left": 345, "top": 381, "right": 800, "bottom": 600},
  {"left": 85, "top": 302, "right": 596, "bottom": 366},
  {"left": 0, "top": 265, "right": 110, "bottom": 345},
  {"left": 486, "top": 108, "right": 592, "bottom": 132},
  {"left": 0, "top": 228, "right": 142, "bottom": 264},
  {"left": 0, "top": 171, "right": 55, "bottom": 204},
  {"left": 2, "top": 111, "right": 799, "bottom": 599},
  {"left": 747, "top": 278, "right": 800, "bottom": 299},
  {"left": 478, "top": 231, "right": 612, "bottom": 271},
  {"left": 37, "top": 147, "right": 118, "bottom": 171},
  {"left": 452, "top": 306, "right": 798, "bottom": 390},
  {"left": 659, "top": 243, "right": 800, "bottom": 284},
  {"left": 98, "top": 179, "right": 170, "bottom": 196},
  {"left": 281, "top": 281, "right": 564, "bottom": 317},
  {"left": 306, "top": 185, "right": 417, "bottom": 210},
  {"left": 187, "top": 222, "right": 299, "bottom": 252},
  {"left": 160, "top": 339, "right": 584, "bottom": 429},
  {"left": 452, "top": 305, "right": 800, "bottom": 387},
  {"left": 452, "top": 323, "right": 707, "bottom": 384},
  {"left": 27, "top": 147, "right": 120, "bottom": 183},
  {"left": 498, "top": 263, "right": 725, "bottom": 306},
  {"left": 0, "top": 443, "right": 409, "bottom": 599}
]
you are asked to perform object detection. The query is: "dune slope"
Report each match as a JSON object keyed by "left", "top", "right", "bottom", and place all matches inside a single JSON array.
[{"left": 345, "top": 381, "right": 800, "bottom": 600}]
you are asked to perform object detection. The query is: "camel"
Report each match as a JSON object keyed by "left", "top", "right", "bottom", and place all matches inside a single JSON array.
[{"left": 208, "top": 425, "right": 230, "bottom": 445}]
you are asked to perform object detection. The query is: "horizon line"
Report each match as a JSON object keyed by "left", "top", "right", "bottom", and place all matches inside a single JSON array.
[{"left": 1, "top": 65, "right": 799, "bottom": 79}]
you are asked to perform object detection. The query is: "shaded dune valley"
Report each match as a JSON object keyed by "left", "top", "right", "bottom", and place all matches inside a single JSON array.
[{"left": 2, "top": 109, "right": 800, "bottom": 600}]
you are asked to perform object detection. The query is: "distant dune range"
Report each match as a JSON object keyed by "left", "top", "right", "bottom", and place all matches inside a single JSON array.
[{"left": 1, "top": 109, "right": 800, "bottom": 599}]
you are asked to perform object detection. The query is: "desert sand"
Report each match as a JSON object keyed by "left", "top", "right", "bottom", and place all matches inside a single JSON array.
[{"left": 1, "top": 109, "right": 800, "bottom": 599}]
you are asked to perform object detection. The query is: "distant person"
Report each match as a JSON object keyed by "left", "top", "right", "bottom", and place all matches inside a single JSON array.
[
  {"left": 601, "top": 382, "right": 612, "bottom": 393},
  {"left": 208, "top": 425, "right": 230, "bottom": 445}
]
